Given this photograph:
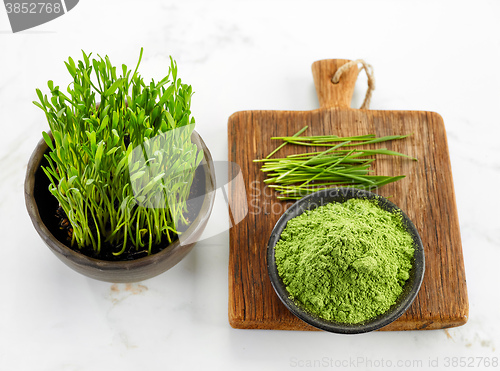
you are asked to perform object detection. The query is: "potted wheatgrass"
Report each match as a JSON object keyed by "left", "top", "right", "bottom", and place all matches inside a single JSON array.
[{"left": 25, "top": 49, "right": 216, "bottom": 282}]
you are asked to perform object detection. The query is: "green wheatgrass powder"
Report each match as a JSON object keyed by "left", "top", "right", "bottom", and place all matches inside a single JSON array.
[{"left": 274, "top": 198, "right": 415, "bottom": 324}]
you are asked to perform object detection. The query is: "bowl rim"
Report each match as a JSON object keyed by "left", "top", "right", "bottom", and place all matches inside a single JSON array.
[
  {"left": 24, "top": 129, "right": 216, "bottom": 272},
  {"left": 267, "top": 187, "right": 425, "bottom": 334}
]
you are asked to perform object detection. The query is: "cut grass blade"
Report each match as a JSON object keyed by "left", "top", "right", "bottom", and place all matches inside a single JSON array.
[
  {"left": 266, "top": 125, "right": 308, "bottom": 159},
  {"left": 256, "top": 127, "right": 415, "bottom": 200}
]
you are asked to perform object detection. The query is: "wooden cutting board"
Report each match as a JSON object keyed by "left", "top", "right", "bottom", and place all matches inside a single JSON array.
[{"left": 227, "top": 59, "right": 468, "bottom": 331}]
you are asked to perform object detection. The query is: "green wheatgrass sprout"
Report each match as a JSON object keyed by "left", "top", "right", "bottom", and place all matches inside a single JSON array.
[
  {"left": 254, "top": 126, "right": 416, "bottom": 200},
  {"left": 34, "top": 48, "right": 203, "bottom": 257}
]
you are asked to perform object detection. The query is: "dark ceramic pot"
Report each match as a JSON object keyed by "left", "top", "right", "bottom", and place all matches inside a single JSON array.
[
  {"left": 25, "top": 131, "right": 216, "bottom": 283},
  {"left": 267, "top": 187, "right": 425, "bottom": 334}
]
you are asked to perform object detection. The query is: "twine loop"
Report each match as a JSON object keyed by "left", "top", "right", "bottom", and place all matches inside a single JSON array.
[{"left": 332, "top": 59, "right": 375, "bottom": 109}]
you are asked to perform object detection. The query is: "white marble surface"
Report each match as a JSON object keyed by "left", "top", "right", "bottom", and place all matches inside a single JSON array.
[{"left": 1, "top": 0, "right": 499, "bottom": 370}]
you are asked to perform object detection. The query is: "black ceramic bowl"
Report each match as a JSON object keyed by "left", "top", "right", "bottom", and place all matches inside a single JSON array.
[{"left": 267, "top": 187, "right": 425, "bottom": 334}]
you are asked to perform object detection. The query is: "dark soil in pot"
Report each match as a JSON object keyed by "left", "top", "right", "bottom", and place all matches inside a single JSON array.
[{"left": 34, "top": 147, "right": 207, "bottom": 261}]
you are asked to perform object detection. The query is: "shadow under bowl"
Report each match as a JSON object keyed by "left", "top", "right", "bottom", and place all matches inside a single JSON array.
[
  {"left": 267, "top": 187, "right": 425, "bottom": 334},
  {"left": 25, "top": 130, "right": 216, "bottom": 283}
]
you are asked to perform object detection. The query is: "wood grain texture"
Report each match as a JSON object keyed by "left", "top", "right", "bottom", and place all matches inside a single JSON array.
[
  {"left": 228, "top": 59, "right": 468, "bottom": 331},
  {"left": 312, "top": 59, "right": 358, "bottom": 109}
]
